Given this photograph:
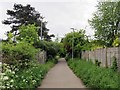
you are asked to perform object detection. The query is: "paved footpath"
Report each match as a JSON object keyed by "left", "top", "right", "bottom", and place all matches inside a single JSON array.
[{"left": 38, "top": 58, "right": 86, "bottom": 88}]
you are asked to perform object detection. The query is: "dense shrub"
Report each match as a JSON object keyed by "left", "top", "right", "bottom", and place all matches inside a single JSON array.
[
  {"left": 17, "top": 24, "right": 39, "bottom": 45},
  {"left": 2, "top": 42, "right": 38, "bottom": 66},
  {"left": 58, "top": 43, "right": 66, "bottom": 57},
  {"left": 1, "top": 61, "right": 54, "bottom": 89},
  {"left": 65, "top": 53, "right": 71, "bottom": 61},
  {"left": 68, "top": 58, "right": 119, "bottom": 89},
  {"left": 35, "top": 41, "right": 62, "bottom": 60},
  {"left": 1, "top": 23, "right": 56, "bottom": 89},
  {"left": 54, "top": 55, "right": 60, "bottom": 63}
]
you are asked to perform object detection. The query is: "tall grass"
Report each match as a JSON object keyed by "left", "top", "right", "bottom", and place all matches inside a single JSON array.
[{"left": 68, "top": 58, "right": 120, "bottom": 89}]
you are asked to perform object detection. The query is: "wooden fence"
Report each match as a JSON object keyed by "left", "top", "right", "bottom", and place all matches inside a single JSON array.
[{"left": 81, "top": 47, "right": 120, "bottom": 72}]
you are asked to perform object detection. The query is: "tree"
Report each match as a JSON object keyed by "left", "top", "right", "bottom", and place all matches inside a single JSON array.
[
  {"left": 16, "top": 24, "right": 39, "bottom": 45},
  {"left": 54, "top": 34, "right": 60, "bottom": 42},
  {"left": 63, "top": 29, "right": 87, "bottom": 58},
  {"left": 112, "top": 36, "right": 120, "bottom": 47},
  {"left": 35, "top": 40, "right": 62, "bottom": 59},
  {"left": 89, "top": 1, "right": 120, "bottom": 47},
  {"left": 2, "top": 3, "right": 54, "bottom": 41}
]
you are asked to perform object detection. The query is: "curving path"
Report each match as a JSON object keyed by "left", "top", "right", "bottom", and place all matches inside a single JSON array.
[{"left": 38, "top": 58, "right": 86, "bottom": 88}]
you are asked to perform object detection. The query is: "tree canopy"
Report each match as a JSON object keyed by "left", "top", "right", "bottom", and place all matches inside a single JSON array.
[
  {"left": 62, "top": 29, "right": 89, "bottom": 57},
  {"left": 16, "top": 24, "right": 39, "bottom": 45},
  {"left": 89, "top": 1, "right": 120, "bottom": 47},
  {"left": 2, "top": 3, "right": 54, "bottom": 41}
]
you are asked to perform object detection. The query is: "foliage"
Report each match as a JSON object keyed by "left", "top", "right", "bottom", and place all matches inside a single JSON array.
[
  {"left": 89, "top": 1, "right": 120, "bottom": 47},
  {"left": 2, "top": 4, "right": 54, "bottom": 41},
  {"left": 35, "top": 41, "right": 62, "bottom": 59},
  {"left": 88, "top": 39, "right": 105, "bottom": 50},
  {"left": 51, "top": 55, "right": 60, "bottom": 64},
  {"left": 1, "top": 5, "right": 57, "bottom": 89},
  {"left": 46, "top": 55, "right": 60, "bottom": 64},
  {"left": 7, "top": 32, "right": 14, "bottom": 43},
  {"left": 0, "top": 61, "right": 54, "bottom": 89},
  {"left": 68, "top": 58, "right": 119, "bottom": 89},
  {"left": 111, "top": 56, "right": 118, "bottom": 72},
  {"left": 57, "top": 43, "right": 66, "bottom": 57},
  {"left": 17, "top": 24, "right": 39, "bottom": 45},
  {"left": 0, "top": 63, "right": 15, "bottom": 89},
  {"left": 112, "top": 36, "right": 120, "bottom": 47},
  {"left": 2, "top": 41, "right": 38, "bottom": 68},
  {"left": 63, "top": 29, "right": 88, "bottom": 58},
  {"left": 65, "top": 53, "right": 71, "bottom": 61}
]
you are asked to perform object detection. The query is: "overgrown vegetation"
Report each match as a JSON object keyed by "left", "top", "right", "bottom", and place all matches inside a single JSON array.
[
  {"left": 1, "top": 3, "right": 58, "bottom": 89},
  {"left": 35, "top": 41, "right": 62, "bottom": 60},
  {"left": 111, "top": 56, "right": 118, "bottom": 72},
  {"left": 1, "top": 61, "right": 54, "bottom": 89},
  {"left": 2, "top": 41, "right": 38, "bottom": 70},
  {"left": 62, "top": 29, "right": 90, "bottom": 58},
  {"left": 68, "top": 58, "right": 119, "bottom": 89},
  {"left": 89, "top": 1, "right": 120, "bottom": 47},
  {"left": 1, "top": 23, "right": 57, "bottom": 89},
  {"left": 1, "top": 1, "right": 120, "bottom": 89}
]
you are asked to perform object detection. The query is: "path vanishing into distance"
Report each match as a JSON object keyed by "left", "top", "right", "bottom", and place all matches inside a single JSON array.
[{"left": 38, "top": 58, "right": 86, "bottom": 88}]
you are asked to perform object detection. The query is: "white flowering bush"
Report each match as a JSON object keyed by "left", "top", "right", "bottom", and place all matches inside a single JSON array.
[
  {"left": 13, "top": 61, "right": 54, "bottom": 88},
  {"left": 0, "top": 63, "right": 16, "bottom": 89},
  {"left": 0, "top": 61, "right": 54, "bottom": 89},
  {"left": 1, "top": 24, "right": 55, "bottom": 89}
]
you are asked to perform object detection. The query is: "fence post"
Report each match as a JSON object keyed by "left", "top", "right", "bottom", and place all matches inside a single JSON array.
[{"left": 81, "top": 47, "right": 120, "bottom": 70}]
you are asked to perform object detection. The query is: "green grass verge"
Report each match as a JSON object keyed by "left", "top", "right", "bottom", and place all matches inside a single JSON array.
[{"left": 68, "top": 58, "right": 120, "bottom": 89}]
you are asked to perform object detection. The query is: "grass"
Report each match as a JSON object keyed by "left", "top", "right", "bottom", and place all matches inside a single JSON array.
[{"left": 68, "top": 58, "right": 120, "bottom": 89}]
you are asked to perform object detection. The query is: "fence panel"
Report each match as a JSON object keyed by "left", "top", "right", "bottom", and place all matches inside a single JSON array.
[{"left": 81, "top": 47, "right": 120, "bottom": 71}]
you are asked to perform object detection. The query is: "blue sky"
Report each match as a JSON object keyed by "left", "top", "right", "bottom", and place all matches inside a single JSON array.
[{"left": 0, "top": 0, "right": 98, "bottom": 40}]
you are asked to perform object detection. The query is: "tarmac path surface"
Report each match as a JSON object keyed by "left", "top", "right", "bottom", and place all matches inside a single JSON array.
[{"left": 38, "top": 58, "right": 86, "bottom": 88}]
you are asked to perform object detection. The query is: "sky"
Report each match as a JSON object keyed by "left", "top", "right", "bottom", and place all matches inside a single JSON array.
[{"left": 0, "top": 0, "right": 98, "bottom": 40}]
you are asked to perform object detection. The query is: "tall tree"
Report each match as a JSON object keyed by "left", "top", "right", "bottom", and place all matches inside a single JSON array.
[
  {"left": 2, "top": 3, "right": 54, "bottom": 41},
  {"left": 17, "top": 24, "right": 39, "bottom": 45},
  {"left": 63, "top": 29, "right": 87, "bottom": 57},
  {"left": 89, "top": 1, "right": 120, "bottom": 47}
]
